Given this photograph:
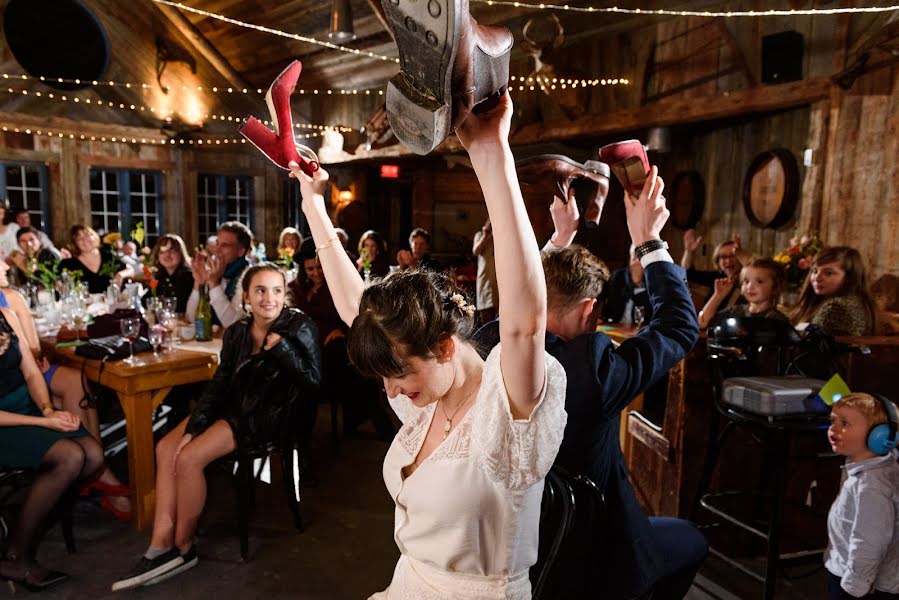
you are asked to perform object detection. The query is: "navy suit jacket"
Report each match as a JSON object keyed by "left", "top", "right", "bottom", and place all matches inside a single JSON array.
[{"left": 474, "top": 260, "right": 698, "bottom": 598}]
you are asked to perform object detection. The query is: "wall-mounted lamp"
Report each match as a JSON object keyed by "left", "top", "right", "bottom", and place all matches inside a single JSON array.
[
  {"left": 338, "top": 189, "right": 354, "bottom": 202},
  {"left": 328, "top": 0, "right": 356, "bottom": 44}
]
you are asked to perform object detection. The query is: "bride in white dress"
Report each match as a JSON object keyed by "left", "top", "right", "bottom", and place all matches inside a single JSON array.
[{"left": 289, "top": 91, "right": 567, "bottom": 599}]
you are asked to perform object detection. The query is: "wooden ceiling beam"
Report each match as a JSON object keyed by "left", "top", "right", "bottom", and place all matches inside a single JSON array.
[
  {"left": 329, "top": 77, "right": 833, "bottom": 163},
  {"left": 154, "top": 2, "right": 252, "bottom": 92},
  {"left": 0, "top": 111, "right": 167, "bottom": 139}
]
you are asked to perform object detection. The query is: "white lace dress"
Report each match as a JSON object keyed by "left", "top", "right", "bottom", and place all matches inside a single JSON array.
[{"left": 369, "top": 344, "right": 567, "bottom": 600}]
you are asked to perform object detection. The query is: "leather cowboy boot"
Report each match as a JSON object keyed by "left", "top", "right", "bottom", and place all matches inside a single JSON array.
[
  {"left": 382, "top": 0, "right": 513, "bottom": 155},
  {"left": 516, "top": 155, "right": 610, "bottom": 227},
  {"left": 239, "top": 61, "right": 320, "bottom": 176}
]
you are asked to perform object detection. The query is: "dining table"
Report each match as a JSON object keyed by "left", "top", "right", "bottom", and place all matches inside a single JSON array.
[{"left": 40, "top": 335, "right": 222, "bottom": 529}]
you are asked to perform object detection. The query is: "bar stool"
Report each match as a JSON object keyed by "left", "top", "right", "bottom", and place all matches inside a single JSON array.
[{"left": 690, "top": 317, "right": 833, "bottom": 600}]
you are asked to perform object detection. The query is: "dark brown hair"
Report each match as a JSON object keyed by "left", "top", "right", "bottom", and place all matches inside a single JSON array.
[
  {"left": 150, "top": 234, "right": 190, "bottom": 268},
  {"left": 542, "top": 245, "right": 610, "bottom": 313},
  {"left": 789, "top": 246, "right": 876, "bottom": 329},
  {"left": 240, "top": 262, "right": 286, "bottom": 294},
  {"left": 347, "top": 269, "right": 477, "bottom": 378},
  {"left": 741, "top": 257, "right": 787, "bottom": 301},
  {"left": 69, "top": 224, "right": 100, "bottom": 257}
]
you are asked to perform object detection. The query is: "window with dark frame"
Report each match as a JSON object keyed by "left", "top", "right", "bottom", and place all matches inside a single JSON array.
[
  {"left": 1, "top": 162, "right": 50, "bottom": 231},
  {"left": 196, "top": 174, "right": 254, "bottom": 244},
  {"left": 283, "top": 178, "right": 309, "bottom": 238},
  {"left": 88, "top": 169, "right": 163, "bottom": 247}
]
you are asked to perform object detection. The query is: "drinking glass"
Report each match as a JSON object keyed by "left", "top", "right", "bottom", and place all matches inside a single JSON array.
[
  {"left": 148, "top": 325, "right": 165, "bottom": 358},
  {"left": 633, "top": 306, "right": 646, "bottom": 330},
  {"left": 158, "top": 309, "right": 177, "bottom": 351},
  {"left": 162, "top": 297, "right": 177, "bottom": 314},
  {"left": 120, "top": 317, "right": 141, "bottom": 365},
  {"left": 70, "top": 303, "right": 88, "bottom": 342}
]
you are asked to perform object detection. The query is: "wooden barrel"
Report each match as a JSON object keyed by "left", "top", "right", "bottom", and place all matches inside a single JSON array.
[
  {"left": 742, "top": 148, "right": 800, "bottom": 229},
  {"left": 669, "top": 170, "right": 705, "bottom": 230}
]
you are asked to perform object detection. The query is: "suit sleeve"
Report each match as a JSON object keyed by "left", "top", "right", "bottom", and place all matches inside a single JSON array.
[{"left": 593, "top": 262, "right": 699, "bottom": 417}]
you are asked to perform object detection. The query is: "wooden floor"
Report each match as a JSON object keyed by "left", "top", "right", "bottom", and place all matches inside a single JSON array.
[{"left": 10, "top": 405, "right": 829, "bottom": 600}]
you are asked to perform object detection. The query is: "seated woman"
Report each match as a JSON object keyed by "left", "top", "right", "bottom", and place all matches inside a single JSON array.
[
  {"left": 356, "top": 230, "right": 390, "bottom": 278},
  {"left": 277, "top": 227, "right": 302, "bottom": 268},
  {"left": 0, "top": 303, "right": 104, "bottom": 591},
  {"left": 699, "top": 257, "right": 790, "bottom": 329},
  {"left": 290, "top": 92, "right": 567, "bottom": 598},
  {"left": 289, "top": 241, "right": 388, "bottom": 438},
  {"left": 144, "top": 234, "right": 194, "bottom": 315},
  {"left": 111, "top": 263, "right": 322, "bottom": 590},
  {"left": 58, "top": 225, "right": 134, "bottom": 294},
  {"left": 0, "top": 263, "right": 131, "bottom": 520},
  {"left": 790, "top": 247, "right": 876, "bottom": 336}
]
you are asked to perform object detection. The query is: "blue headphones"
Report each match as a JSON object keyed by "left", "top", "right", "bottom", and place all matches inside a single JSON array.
[{"left": 868, "top": 395, "right": 899, "bottom": 456}]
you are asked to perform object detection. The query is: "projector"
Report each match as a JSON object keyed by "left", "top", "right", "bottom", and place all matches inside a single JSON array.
[{"left": 722, "top": 376, "right": 829, "bottom": 416}]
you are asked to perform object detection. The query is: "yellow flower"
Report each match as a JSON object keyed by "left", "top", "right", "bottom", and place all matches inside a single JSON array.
[{"left": 103, "top": 232, "right": 122, "bottom": 245}]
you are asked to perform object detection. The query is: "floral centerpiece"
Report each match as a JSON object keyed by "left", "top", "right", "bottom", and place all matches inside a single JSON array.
[
  {"left": 131, "top": 221, "right": 158, "bottom": 296},
  {"left": 275, "top": 246, "right": 295, "bottom": 270},
  {"left": 774, "top": 233, "right": 823, "bottom": 294}
]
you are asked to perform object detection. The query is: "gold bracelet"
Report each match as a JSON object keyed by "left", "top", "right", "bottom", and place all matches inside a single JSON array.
[{"left": 315, "top": 237, "right": 340, "bottom": 255}]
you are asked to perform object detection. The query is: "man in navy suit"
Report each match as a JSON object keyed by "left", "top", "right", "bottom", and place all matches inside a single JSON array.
[{"left": 477, "top": 167, "right": 705, "bottom": 599}]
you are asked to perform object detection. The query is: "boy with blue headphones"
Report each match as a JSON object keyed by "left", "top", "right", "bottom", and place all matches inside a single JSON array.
[{"left": 825, "top": 393, "right": 899, "bottom": 599}]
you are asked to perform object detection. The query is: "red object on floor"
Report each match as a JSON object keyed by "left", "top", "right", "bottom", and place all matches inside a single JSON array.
[
  {"left": 99, "top": 496, "right": 132, "bottom": 523},
  {"left": 239, "top": 60, "right": 320, "bottom": 177}
]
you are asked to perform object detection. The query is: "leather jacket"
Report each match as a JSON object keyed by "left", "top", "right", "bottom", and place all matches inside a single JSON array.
[{"left": 186, "top": 307, "right": 323, "bottom": 445}]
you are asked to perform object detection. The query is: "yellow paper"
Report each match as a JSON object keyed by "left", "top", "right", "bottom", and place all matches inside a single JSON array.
[{"left": 819, "top": 373, "right": 851, "bottom": 406}]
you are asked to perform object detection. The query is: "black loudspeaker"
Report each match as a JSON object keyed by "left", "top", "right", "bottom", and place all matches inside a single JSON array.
[
  {"left": 3, "top": 0, "right": 110, "bottom": 91},
  {"left": 761, "top": 31, "right": 804, "bottom": 84}
]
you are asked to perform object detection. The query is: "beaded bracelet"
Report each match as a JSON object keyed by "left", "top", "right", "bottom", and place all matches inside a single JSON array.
[{"left": 634, "top": 239, "right": 669, "bottom": 259}]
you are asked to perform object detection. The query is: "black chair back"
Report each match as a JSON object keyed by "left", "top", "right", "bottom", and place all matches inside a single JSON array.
[{"left": 531, "top": 465, "right": 606, "bottom": 600}]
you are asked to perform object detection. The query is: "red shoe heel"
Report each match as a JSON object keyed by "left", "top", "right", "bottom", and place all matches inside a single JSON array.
[
  {"left": 239, "top": 60, "right": 320, "bottom": 176},
  {"left": 99, "top": 496, "right": 132, "bottom": 523}
]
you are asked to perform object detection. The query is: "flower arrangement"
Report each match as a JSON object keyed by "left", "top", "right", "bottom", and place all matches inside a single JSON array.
[
  {"left": 276, "top": 246, "right": 296, "bottom": 270},
  {"left": 774, "top": 233, "right": 823, "bottom": 292}
]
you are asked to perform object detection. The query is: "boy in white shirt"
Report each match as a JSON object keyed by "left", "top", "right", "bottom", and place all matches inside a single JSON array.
[{"left": 825, "top": 393, "right": 899, "bottom": 599}]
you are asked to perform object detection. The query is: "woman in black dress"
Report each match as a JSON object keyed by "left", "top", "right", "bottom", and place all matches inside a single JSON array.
[
  {"left": 0, "top": 267, "right": 105, "bottom": 591},
  {"left": 58, "top": 225, "right": 134, "bottom": 294}
]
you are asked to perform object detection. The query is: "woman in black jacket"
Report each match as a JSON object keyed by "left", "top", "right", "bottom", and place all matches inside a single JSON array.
[{"left": 112, "top": 263, "right": 322, "bottom": 591}]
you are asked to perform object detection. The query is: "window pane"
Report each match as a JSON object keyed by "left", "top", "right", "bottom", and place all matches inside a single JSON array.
[{"left": 24, "top": 167, "right": 39, "bottom": 189}]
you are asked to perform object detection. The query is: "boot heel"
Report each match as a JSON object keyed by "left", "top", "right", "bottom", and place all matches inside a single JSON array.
[{"left": 386, "top": 75, "right": 451, "bottom": 155}]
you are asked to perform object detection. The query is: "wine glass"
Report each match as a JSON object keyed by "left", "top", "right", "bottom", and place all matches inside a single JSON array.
[
  {"left": 148, "top": 325, "right": 165, "bottom": 358},
  {"left": 120, "top": 317, "right": 141, "bottom": 365},
  {"left": 633, "top": 306, "right": 646, "bottom": 330},
  {"left": 70, "top": 303, "right": 88, "bottom": 342},
  {"left": 158, "top": 309, "right": 177, "bottom": 351},
  {"left": 162, "top": 297, "right": 177, "bottom": 314}
]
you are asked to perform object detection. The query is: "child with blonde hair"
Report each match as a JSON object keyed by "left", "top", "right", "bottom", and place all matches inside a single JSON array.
[{"left": 825, "top": 393, "right": 899, "bottom": 599}]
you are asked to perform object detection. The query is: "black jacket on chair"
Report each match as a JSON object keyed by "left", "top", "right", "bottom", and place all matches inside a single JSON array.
[
  {"left": 186, "top": 307, "right": 323, "bottom": 445},
  {"left": 474, "top": 260, "right": 698, "bottom": 598}
]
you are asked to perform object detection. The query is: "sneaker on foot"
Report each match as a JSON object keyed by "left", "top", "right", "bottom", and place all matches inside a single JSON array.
[
  {"left": 111, "top": 548, "right": 183, "bottom": 592},
  {"left": 142, "top": 545, "right": 199, "bottom": 587}
]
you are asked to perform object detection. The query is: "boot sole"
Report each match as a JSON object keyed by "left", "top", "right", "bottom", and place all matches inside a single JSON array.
[{"left": 383, "top": 0, "right": 461, "bottom": 155}]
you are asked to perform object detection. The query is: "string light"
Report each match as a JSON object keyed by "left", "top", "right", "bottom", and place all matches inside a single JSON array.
[
  {"left": 0, "top": 125, "right": 330, "bottom": 146},
  {"left": 0, "top": 86, "right": 361, "bottom": 132},
  {"left": 509, "top": 75, "right": 630, "bottom": 90},
  {"left": 152, "top": 0, "right": 400, "bottom": 64},
  {"left": 474, "top": 1, "right": 899, "bottom": 16},
  {"left": 0, "top": 72, "right": 385, "bottom": 97}
]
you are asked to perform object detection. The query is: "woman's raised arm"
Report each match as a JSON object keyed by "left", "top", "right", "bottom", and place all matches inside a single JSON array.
[
  {"left": 456, "top": 93, "right": 546, "bottom": 419},
  {"left": 289, "top": 164, "right": 363, "bottom": 326}
]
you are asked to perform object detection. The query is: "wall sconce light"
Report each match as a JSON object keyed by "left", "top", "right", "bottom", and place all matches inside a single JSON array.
[
  {"left": 338, "top": 189, "right": 354, "bottom": 202},
  {"left": 328, "top": 0, "right": 356, "bottom": 44}
]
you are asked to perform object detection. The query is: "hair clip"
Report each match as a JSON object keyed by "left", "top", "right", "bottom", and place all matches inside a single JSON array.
[{"left": 448, "top": 293, "right": 475, "bottom": 318}]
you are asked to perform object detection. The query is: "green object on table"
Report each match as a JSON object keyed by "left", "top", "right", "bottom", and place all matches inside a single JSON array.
[
  {"left": 819, "top": 373, "right": 851, "bottom": 406},
  {"left": 56, "top": 340, "right": 87, "bottom": 348}
]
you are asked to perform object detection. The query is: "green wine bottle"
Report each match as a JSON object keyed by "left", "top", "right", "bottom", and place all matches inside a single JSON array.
[{"left": 195, "top": 284, "right": 213, "bottom": 341}]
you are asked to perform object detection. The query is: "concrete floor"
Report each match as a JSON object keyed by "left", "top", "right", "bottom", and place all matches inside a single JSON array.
[{"left": 5, "top": 407, "right": 829, "bottom": 599}]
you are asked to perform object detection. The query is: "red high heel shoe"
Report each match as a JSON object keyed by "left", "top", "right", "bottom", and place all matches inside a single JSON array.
[
  {"left": 597, "top": 140, "right": 650, "bottom": 195},
  {"left": 239, "top": 60, "right": 320, "bottom": 177},
  {"left": 80, "top": 479, "right": 130, "bottom": 497},
  {"left": 99, "top": 496, "right": 132, "bottom": 523}
]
